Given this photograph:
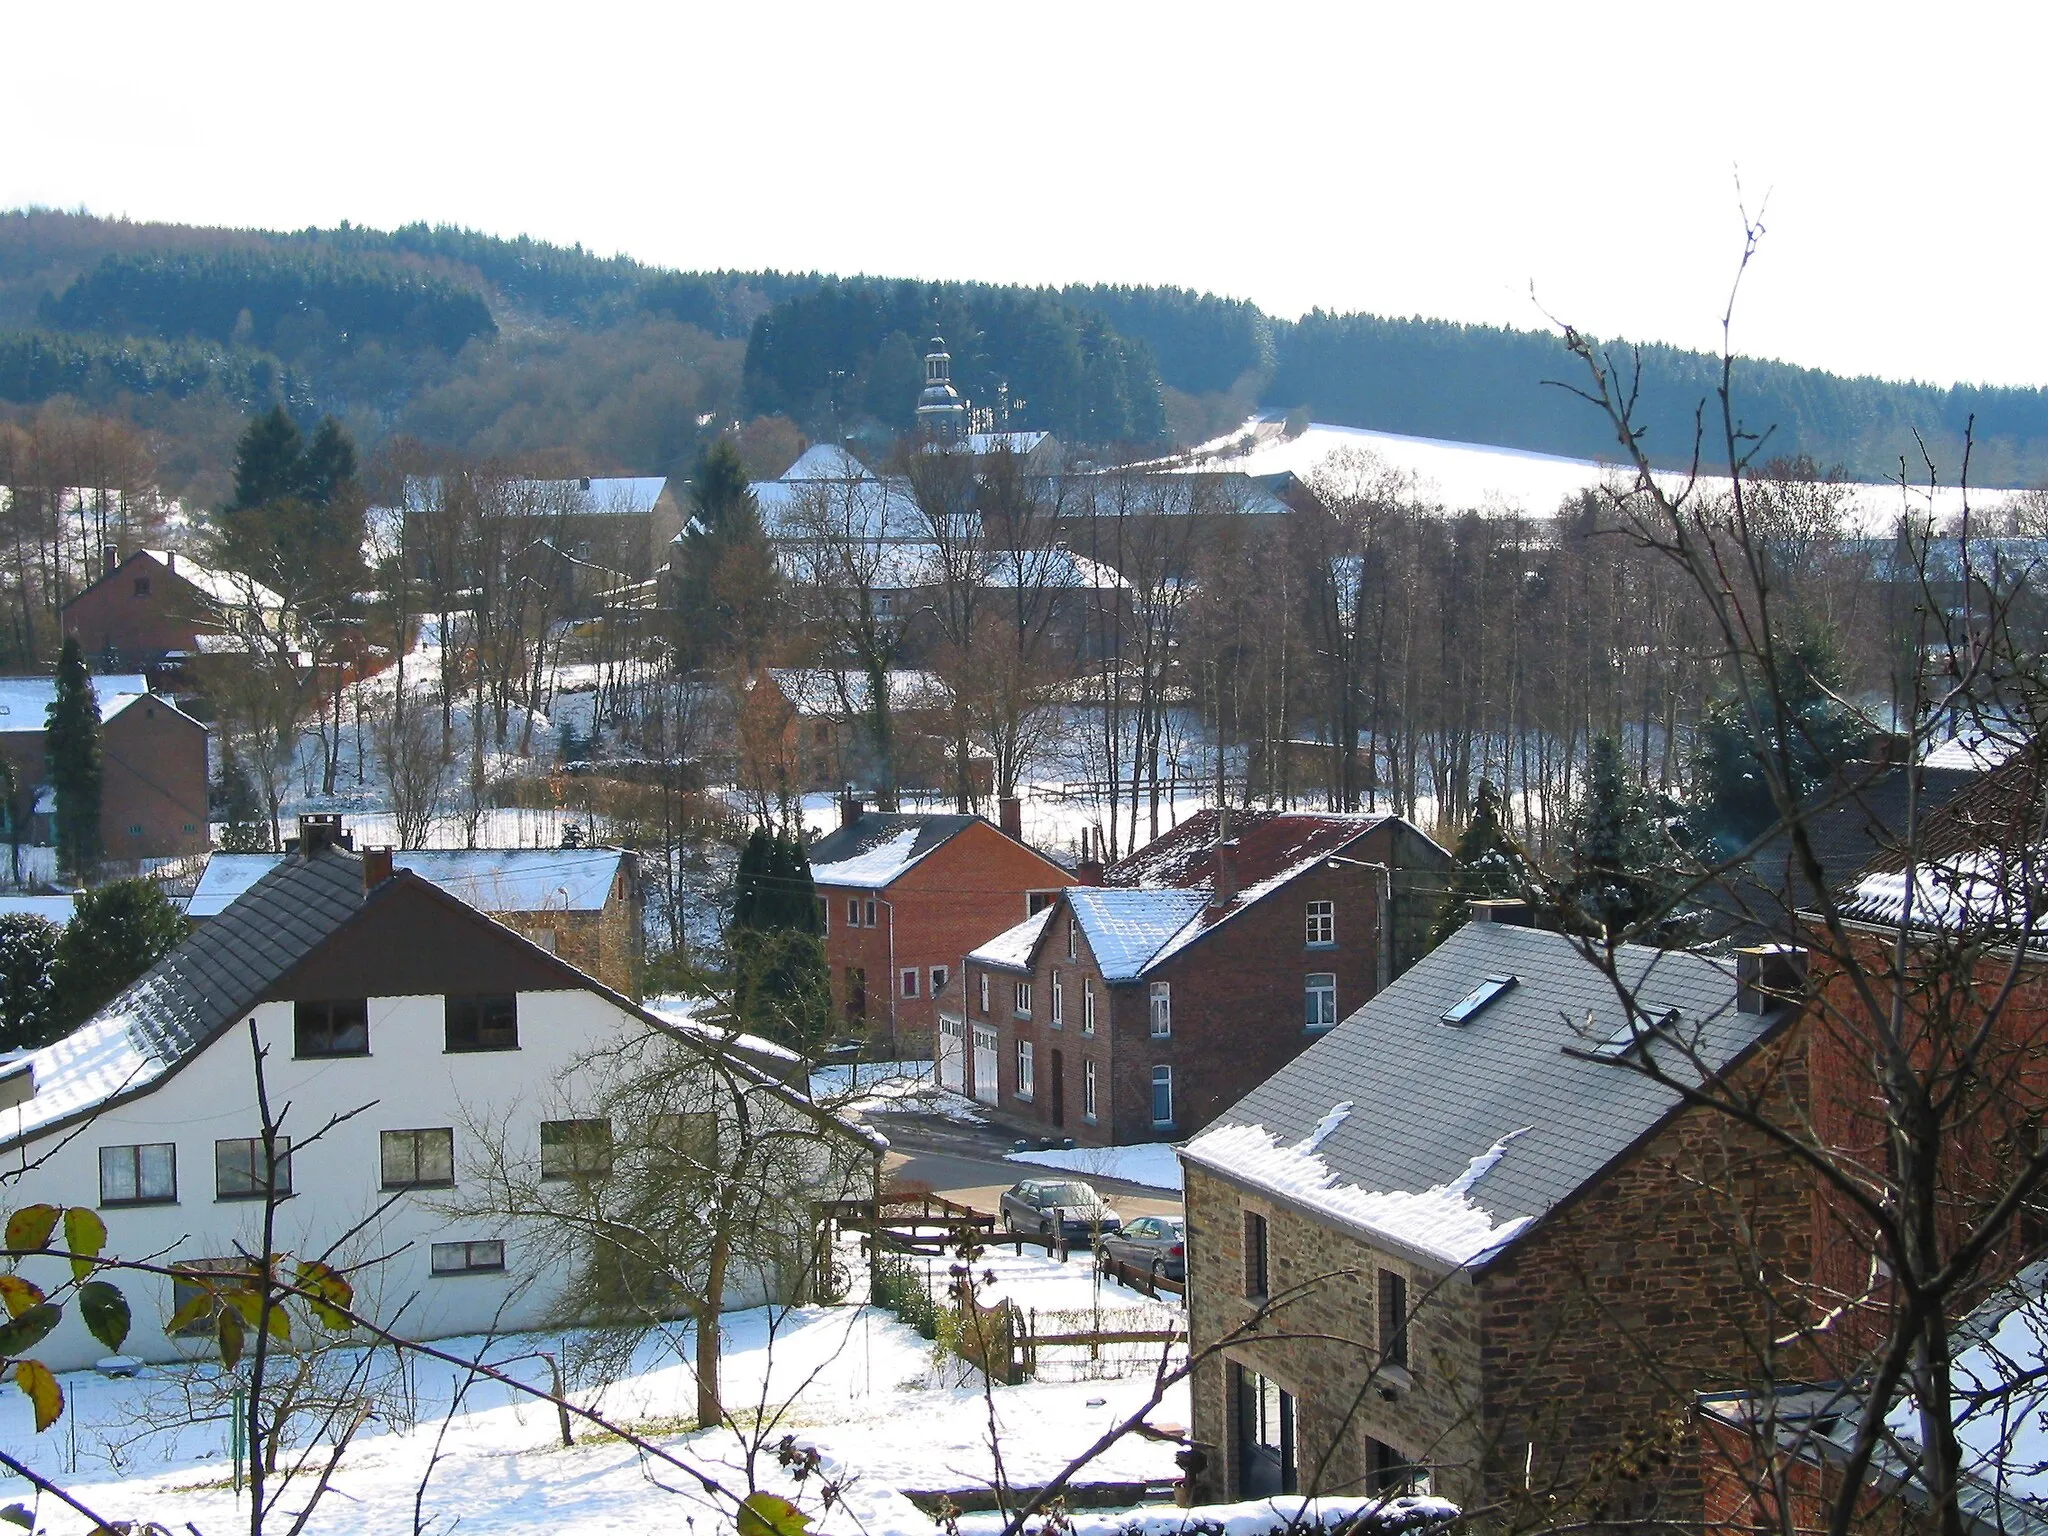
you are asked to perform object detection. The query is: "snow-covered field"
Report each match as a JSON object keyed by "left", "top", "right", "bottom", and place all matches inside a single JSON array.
[
  {"left": 1004, "top": 1143, "right": 1185, "bottom": 1193},
  {"left": 0, "top": 1253, "right": 1190, "bottom": 1535}
]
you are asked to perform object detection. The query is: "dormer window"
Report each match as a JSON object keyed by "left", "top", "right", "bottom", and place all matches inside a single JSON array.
[{"left": 1440, "top": 975, "right": 1516, "bottom": 1027}]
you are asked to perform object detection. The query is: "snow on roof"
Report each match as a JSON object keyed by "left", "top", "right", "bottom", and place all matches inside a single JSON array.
[
  {"left": 137, "top": 551, "right": 283, "bottom": 611},
  {"left": 766, "top": 668, "right": 949, "bottom": 716},
  {"left": 0, "top": 674, "right": 150, "bottom": 731},
  {"left": 780, "top": 444, "right": 873, "bottom": 481},
  {"left": 0, "top": 981, "right": 174, "bottom": 1146},
  {"left": 757, "top": 471, "right": 928, "bottom": 542},
  {"left": 959, "top": 431, "right": 1049, "bottom": 455},
  {"left": 809, "top": 827, "right": 926, "bottom": 889},
  {"left": 969, "top": 906, "right": 1054, "bottom": 971},
  {"left": 1066, "top": 888, "right": 1209, "bottom": 981},
  {"left": 1839, "top": 845, "right": 2048, "bottom": 932},
  {"left": 1182, "top": 1116, "right": 1537, "bottom": 1268},
  {"left": 189, "top": 848, "right": 628, "bottom": 919},
  {"left": 643, "top": 995, "right": 802, "bottom": 1064},
  {"left": 579, "top": 476, "right": 668, "bottom": 514},
  {"left": 1108, "top": 809, "right": 1396, "bottom": 889}
]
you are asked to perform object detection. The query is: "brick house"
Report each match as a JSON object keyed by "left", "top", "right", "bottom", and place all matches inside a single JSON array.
[
  {"left": 190, "top": 833, "right": 645, "bottom": 999},
  {"left": 61, "top": 547, "right": 284, "bottom": 682},
  {"left": 0, "top": 673, "right": 209, "bottom": 861},
  {"left": 809, "top": 797, "right": 1068, "bottom": 1053},
  {"left": 1178, "top": 919, "right": 1810, "bottom": 1517},
  {"left": 947, "top": 811, "right": 1450, "bottom": 1143}
]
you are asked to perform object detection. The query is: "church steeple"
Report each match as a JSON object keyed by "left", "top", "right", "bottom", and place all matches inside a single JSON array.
[{"left": 915, "top": 334, "right": 967, "bottom": 443}]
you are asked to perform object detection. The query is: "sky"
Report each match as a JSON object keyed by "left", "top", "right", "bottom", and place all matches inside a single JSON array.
[{"left": 9, "top": 1, "right": 2044, "bottom": 389}]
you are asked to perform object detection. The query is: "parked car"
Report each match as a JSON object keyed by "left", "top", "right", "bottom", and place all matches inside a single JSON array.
[
  {"left": 1096, "top": 1214, "right": 1186, "bottom": 1283},
  {"left": 999, "top": 1179, "right": 1122, "bottom": 1243}
]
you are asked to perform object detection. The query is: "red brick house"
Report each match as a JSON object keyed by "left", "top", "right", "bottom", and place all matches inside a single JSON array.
[
  {"left": 61, "top": 547, "right": 283, "bottom": 681},
  {"left": 948, "top": 811, "right": 1449, "bottom": 1142},
  {"left": 1179, "top": 920, "right": 1811, "bottom": 1515},
  {"left": 0, "top": 674, "right": 210, "bottom": 861},
  {"left": 809, "top": 796, "right": 1067, "bottom": 1053}
]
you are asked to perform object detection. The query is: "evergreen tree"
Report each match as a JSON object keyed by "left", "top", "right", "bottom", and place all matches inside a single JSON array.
[
  {"left": 1557, "top": 736, "right": 1689, "bottom": 939},
  {"left": 45, "top": 637, "right": 102, "bottom": 881},
  {"left": 215, "top": 737, "right": 270, "bottom": 852},
  {"left": 672, "top": 441, "right": 776, "bottom": 672},
  {"left": 727, "top": 827, "right": 829, "bottom": 1055},
  {"left": 297, "top": 415, "right": 358, "bottom": 505},
  {"left": 49, "top": 879, "right": 188, "bottom": 1032},
  {"left": 1428, "top": 779, "right": 1538, "bottom": 947},
  {"left": 0, "top": 915, "right": 58, "bottom": 1049},
  {"left": 229, "top": 405, "right": 305, "bottom": 513}
]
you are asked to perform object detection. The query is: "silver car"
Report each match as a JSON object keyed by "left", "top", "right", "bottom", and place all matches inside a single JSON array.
[
  {"left": 1096, "top": 1214, "right": 1186, "bottom": 1283},
  {"left": 999, "top": 1179, "right": 1121, "bottom": 1243}
]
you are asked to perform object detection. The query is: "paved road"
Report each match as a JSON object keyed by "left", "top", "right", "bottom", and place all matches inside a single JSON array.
[{"left": 877, "top": 1114, "right": 1184, "bottom": 1222}]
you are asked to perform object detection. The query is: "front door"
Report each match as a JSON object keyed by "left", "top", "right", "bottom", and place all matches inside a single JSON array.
[
  {"left": 972, "top": 1024, "right": 999, "bottom": 1104},
  {"left": 1236, "top": 1365, "right": 1296, "bottom": 1497},
  {"left": 1049, "top": 1049, "right": 1065, "bottom": 1127},
  {"left": 938, "top": 1016, "right": 966, "bottom": 1093}
]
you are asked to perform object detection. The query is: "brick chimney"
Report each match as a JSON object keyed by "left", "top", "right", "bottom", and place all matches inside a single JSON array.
[
  {"left": 363, "top": 845, "right": 395, "bottom": 889},
  {"left": 1736, "top": 944, "right": 1809, "bottom": 1015},
  {"left": 1467, "top": 897, "right": 1533, "bottom": 926},
  {"left": 164, "top": 550, "right": 176, "bottom": 574},
  {"left": 296, "top": 813, "right": 348, "bottom": 856},
  {"left": 838, "top": 788, "right": 864, "bottom": 830},
  {"left": 1075, "top": 827, "right": 1104, "bottom": 887},
  {"left": 1210, "top": 838, "right": 1240, "bottom": 911},
  {"left": 101, "top": 544, "right": 118, "bottom": 578},
  {"left": 998, "top": 795, "right": 1023, "bottom": 841}
]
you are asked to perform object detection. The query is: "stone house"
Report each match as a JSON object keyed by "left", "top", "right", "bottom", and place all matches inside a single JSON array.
[
  {"left": 947, "top": 811, "right": 1449, "bottom": 1143},
  {"left": 190, "top": 833, "right": 645, "bottom": 1000},
  {"left": 809, "top": 797, "right": 1068, "bottom": 1054},
  {"left": 1178, "top": 919, "right": 1810, "bottom": 1518},
  {"left": 0, "top": 672, "right": 209, "bottom": 861}
]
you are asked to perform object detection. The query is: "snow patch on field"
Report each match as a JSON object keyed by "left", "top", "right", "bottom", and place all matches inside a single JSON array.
[
  {"left": 1005, "top": 1143, "right": 1185, "bottom": 1193},
  {"left": 951, "top": 1494, "right": 1459, "bottom": 1536}
]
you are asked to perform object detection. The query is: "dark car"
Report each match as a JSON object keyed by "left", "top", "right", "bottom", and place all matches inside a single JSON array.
[
  {"left": 1096, "top": 1214, "right": 1186, "bottom": 1283},
  {"left": 999, "top": 1178, "right": 1122, "bottom": 1244}
]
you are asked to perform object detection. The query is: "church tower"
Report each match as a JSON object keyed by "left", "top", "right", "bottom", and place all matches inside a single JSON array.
[{"left": 915, "top": 335, "right": 967, "bottom": 443}]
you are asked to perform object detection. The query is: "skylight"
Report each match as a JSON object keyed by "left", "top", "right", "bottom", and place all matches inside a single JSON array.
[
  {"left": 1566, "top": 1006, "right": 1683, "bottom": 1062},
  {"left": 1440, "top": 974, "right": 1517, "bottom": 1026}
]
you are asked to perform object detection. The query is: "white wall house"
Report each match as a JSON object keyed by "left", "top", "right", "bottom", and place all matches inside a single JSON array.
[{"left": 0, "top": 825, "right": 874, "bottom": 1372}]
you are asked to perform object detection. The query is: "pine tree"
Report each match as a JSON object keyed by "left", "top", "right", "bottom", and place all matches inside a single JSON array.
[
  {"left": 1558, "top": 736, "right": 1688, "bottom": 939},
  {"left": 0, "top": 914, "right": 58, "bottom": 1049},
  {"left": 672, "top": 441, "right": 776, "bottom": 673},
  {"left": 45, "top": 637, "right": 102, "bottom": 881},
  {"left": 727, "top": 826, "right": 829, "bottom": 1055},
  {"left": 215, "top": 737, "right": 270, "bottom": 852},
  {"left": 296, "top": 416, "right": 358, "bottom": 505},
  {"left": 1428, "top": 779, "right": 1537, "bottom": 947},
  {"left": 49, "top": 879, "right": 188, "bottom": 1032},
  {"left": 228, "top": 405, "right": 305, "bottom": 513}
]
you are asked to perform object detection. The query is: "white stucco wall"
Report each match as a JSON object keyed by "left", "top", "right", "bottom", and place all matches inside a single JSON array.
[{"left": 0, "top": 988, "right": 634, "bottom": 1372}]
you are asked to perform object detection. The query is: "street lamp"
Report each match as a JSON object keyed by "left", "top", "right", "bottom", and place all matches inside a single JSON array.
[{"left": 1324, "top": 853, "right": 1394, "bottom": 996}]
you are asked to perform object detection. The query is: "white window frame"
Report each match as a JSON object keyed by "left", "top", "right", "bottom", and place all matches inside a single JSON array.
[
  {"left": 1150, "top": 1065, "right": 1174, "bottom": 1127},
  {"left": 1083, "top": 981, "right": 1096, "bottom": 1035},
  {"left": 99, "top": 1142, "right": 176, "bottom": 1206},
  {"left": 847, "top": 897, "right": 860, "bottom": 928},
  {"left": 1068, "top": 920, "right": 1077, "bottom": 961},
  {"left": 865, "top": 898, "right": 877, "bottom": 927},
  {"left": 972, "top": 1023, "right": 1000, "bottom": 1103},
  {"left": 1050, "top": 970, "right": 1064, "bottom": 1027},
  {"left": 978, "top": 972, "right": 990, "bottom": 1014},
  {"left": 1307, "top": 899, "right": 1335, "bottom": 948},
  {"left": 1149, "top": 981, "right": 1172, "bottom": 1039},
  {"left": 1015, "top": 979, "right": 1033, "bottom": 1016},
  {"left": 930, "top": 965, "right": 949, "bottom": 996},
  {"left": 1083, "top": 1059, "right": 1098, "bottom": 1122},
  {"left": 1017, "top": 1039, "right": 1035, "bottom": 1101},
  {"left": 1306, "top": 972, "right": 1338, "bottom": 1031},
  {"left": 430, "top": 1239, "right": 506, "bottom": 1276}
]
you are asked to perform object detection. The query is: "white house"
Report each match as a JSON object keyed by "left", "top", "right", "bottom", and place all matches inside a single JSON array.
[{"left": 0, "top": 820, "right": 875, "bottom": 1372}]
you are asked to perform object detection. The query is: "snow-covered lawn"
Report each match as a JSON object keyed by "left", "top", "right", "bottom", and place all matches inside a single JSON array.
[
  {"left": 812, "top": 1059, "right": 986, "bottom": 1124},
  {"left": 1004, "top": 1143, "right": 1185, "bottom": 1193},
  {"left": 0, "top": 1273, "right": 1189, "bottom": 1534}
]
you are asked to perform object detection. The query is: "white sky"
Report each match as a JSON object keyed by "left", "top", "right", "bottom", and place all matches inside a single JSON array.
[{"left": 10, "top": 1, "right": 2045, "bottom": 388}]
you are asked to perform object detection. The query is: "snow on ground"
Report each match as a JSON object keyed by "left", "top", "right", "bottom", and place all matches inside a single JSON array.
[
  {"left": 1005, "top": 1143, "right": 1185, "bottom": 1193},
  {"left": 0, "top": 1267, "right": 1187, "bottom": 1534},
  {"left": 811, "top": 1059, "right": 986, "bottom": 1124}
]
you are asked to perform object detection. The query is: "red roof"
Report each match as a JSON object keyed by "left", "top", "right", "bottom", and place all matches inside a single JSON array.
[{"left": 1104, "top": 809, "right": 1389, "bottom": 892}]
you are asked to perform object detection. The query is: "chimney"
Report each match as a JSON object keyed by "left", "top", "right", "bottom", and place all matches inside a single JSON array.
[
  {"left": 363, "top": 845, "right": 394, "bottom": 889},
  {"left": 164, "top": 550, "right": 176, "bottom": 574},
  {"left": 1210, "top": 838, "right": 1241, "bottom": 911},
  {"left": 838, "top": 787, "right": 864, "bottom": 830},
  {"left": 102, "top": 544, "right": 118, "bottom": 578},
  {"left": 296, "top": 813, "right": 346, "bottom": 856},
  {"left": 1075, "top": 827, "right": 1104, "bottom": 887},
  {"left": 1736, "top": 944, "right": 1809, "bottom": 1015},
  {"left": 999, "top": 795, "right": 1023, "bottom": 842},
  {"left": 1467, "top": 897, "right": 1533, "bottom": 927}
]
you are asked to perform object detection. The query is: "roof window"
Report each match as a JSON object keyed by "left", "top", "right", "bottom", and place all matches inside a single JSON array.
[
  {"left": 1565, "top": 1005, "right": 1683, "bottom": 1062},
  {"left": 1440, "top": 974, "right": 1517, "bottom": 1026}
]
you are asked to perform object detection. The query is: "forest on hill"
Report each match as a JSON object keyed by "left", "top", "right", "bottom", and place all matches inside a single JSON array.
[{"left": 4, "top": 207, "right": 2048, "bottom": 500}]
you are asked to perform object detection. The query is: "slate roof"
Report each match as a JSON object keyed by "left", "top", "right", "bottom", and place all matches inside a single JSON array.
[
  {"left": 190, "top": 847, "right": 631, "bottom": 920},
  {"left": 1183, "top": 923, "right": 1789, "bottom": 1269},
  {"left": 1064, "top": 889, "right": 1210, "bottom": 981},
  {"left": 807, "top": 812, "right": 984, "bottom": 890},
  {"left": 968, "top": 906, "right": 1055, "bottom": 971},
  {"left": 1106, "top": 809, "right": 1397, "bottom": 890}
]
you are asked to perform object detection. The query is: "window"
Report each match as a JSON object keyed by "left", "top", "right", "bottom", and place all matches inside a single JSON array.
[
  {"left": 1028, "top": 890, "right": 1055, "bottom": 915},
  {"left": 380, "top": 1128, "right": 455, "bottom": 1190},
  {"left": 876, "top": 591, "right": 895, "bottom": 617},
  {"left": 431, "top": 1240, "right": 506, "bottom": 1275},
  {"left": 540, "top": 1119, "right": 614, "bottom": 1180},
  {"left": 1050, "top": 971, "right": 1064, "bottom": 1027},
  {"left": 1244, "top": 1210, "right": 1269, "bottom": 1298},
  {"left": 930, "top": 965, "right": 949, "bottom": 995},
  {"left": 1067, "top": 921, "right": 1077, "bottom": 961},
  {"left": 865, "top": 899, "right": 877, "bottom": 927},
  {"left": 1082, "top": 982, "right": 1096, "bottom": 1035},
  {"left": 1150, "top": 1065, "right": 1174, "bottom": 1127},
  {"left": 1014, "top": 979, "right": 1033, "bottom": 1016},
  {"left": 127, "top": 823, "right": 143, "bottom": 837},
  {"left": 901, "top": 968, "right": 919, "bottom": 998},
  {"left": 170, "top": 1259, "right": 254, "bottom": 1335},
  {"left": 294, "top": 998, "right": 368, "bottom": 1057},
  {"left": 978, "top": 973, "right": 990, "bottom": 1014},
  {"left": 1083, "top": 1059, "right": 1098, "bottom": 1122},
  {"left": 445, "top": 994, "right": 519, "bottom": 1052},
  {"left": 653, "top": 1111, "right": 718, "bottom": 1166},
  {"left": 1016, "top": 1039, "right": 1035, "bottom": 1101},
  {"left": 1306, "top": 899, "right": 1335, "bottom": 947},
  {"left": 847, "top": 898, "right": 860, "bottom": 928},
  {"left": 99, "top": 1142, "right": 176, "bottom": 1205},
  {"left": 1367, "top": 1439, "right": 1429, "bottom": 1496},
  {"left": 133, "top": 576, "right": 151, "bottom": 597},
  {"left": 215, "top": 1136, "right": 292, "bottom": 1200},
  {"left": 1305, "top": 973, "right": 1337, "bottom": 1031},
  {"left": 1378, "top": 1268, "right": 1409, "bottom": 1367},
  {"left": 1440, "top": 974, "right": 1517, "bottom": 1026},
  {"left": 846, "top": 966, "right": 867, "bottom": 1019},
  {"left": 1149, "top": 982, "right": 1172, "bottom": 1038},
  {"left": 818, "top": 898, "right": 829, "bottom": 934}
]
